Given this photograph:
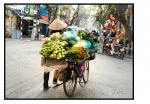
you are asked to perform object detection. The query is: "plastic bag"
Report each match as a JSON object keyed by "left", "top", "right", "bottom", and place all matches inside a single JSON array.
[
  {"left": 85, "top": 40, "right": 91, "bottom": 52},
  {"left": 62, "top": 31, "right": 80, "bottom": 44},
  {"left": 92, "top": 43, "right": 100, "bottom": 52},
  {"left": 76, "top": 40, "right": 91, "bottom": 52}
]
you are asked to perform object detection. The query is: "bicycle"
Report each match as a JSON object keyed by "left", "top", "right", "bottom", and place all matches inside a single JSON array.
[{"left": 60, "top": 59, "right": 89, "bottom": 97}]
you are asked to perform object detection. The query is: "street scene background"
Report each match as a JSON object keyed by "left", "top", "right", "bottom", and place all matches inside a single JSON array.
[{"left": 4, "top": 4, "right": 134, "bottom": 99}]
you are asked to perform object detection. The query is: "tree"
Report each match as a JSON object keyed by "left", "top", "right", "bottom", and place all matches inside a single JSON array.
[
  {"left": 86, "top": 5, "right": 106, "bottom": 32},
  {"left": 69, "top": 5, "right": 80, "bottom": 26},
  {"left": 44, "top": 5, "right": 59, "bottom": 36},
  {"left": 59, "top": 5, "right": 72, "bottom": 25},
  {"left": 45, "top": 5, "right": 59, "bottom": 22},
  {"left": 105, "top": 5, "right": 133, "bottom": 43},
  {"left": 92, "top": 5, "right": 133, "bottom": 43},
  {"left": 56, "top": 5, "right": 81, "bottom": 26},
  {"left": 75, "top": 5, "right": 89, "bottom": 27}
]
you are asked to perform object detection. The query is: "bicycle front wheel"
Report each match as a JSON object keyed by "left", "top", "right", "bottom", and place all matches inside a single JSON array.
[
  {"left": 63, "top": 68, "right": 77, "bottom": 97},
  {"left": 83, "top": 60, "right": 89, "bottom": 83}
]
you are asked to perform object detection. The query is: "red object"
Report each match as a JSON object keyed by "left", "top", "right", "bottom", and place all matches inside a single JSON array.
[
  {"left": 104, "top": 21, "right": 112, "bottom": 30},
  {"left": 130, "top": 6, "right": 133, "bottom": 16},
  {"left": 78, "top": 63, "right": 85, "bottom": 74},
  {"left": 105, "top": 24, "right": 112, "bottom": 29},
  {"left": 51, "top": 14, "right": 55, "bottom": 17},
  {"left": 20, "top": 12, "right": 22, "bottom": 39},
  {"left": 108, "top": 14, "right": 111, "bottom": 19},
  {"left": 111, "top": 25, "right": 115, "bottom": 29},
  {"left": 40, "top": 15, "right": 49, "bottom": 22},
  {"left": 108, "top": 13, "right": 117, "bottom": 21}
]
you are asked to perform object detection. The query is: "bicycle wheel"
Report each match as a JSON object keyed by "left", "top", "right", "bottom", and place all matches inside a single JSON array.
[
  {"left": 63, "top": 68, "right": 77, "bottom": 97},
  {"left": 120, "top": 51, "right": 125, "bottom": 59},
  {"left": 83, "top": 60, "right": 89, "bottom": 83}
]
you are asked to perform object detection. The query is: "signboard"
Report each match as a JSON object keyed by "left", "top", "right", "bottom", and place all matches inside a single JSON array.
[
  {"left": 29, "top": 9, "right": 34, "bottom": 15},
  {"left": 34, "top": 10, "right": 37, "bottom": 14},
  {"left": 24, "top": 8, "right": 29, "bottom": 14},
  {"left": 14, "top": 9, "right": 21, "bottom": 14}
]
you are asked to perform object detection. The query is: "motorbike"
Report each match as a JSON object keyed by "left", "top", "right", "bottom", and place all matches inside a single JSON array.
[{"left": 103, "top": 38, "right": 125, "bottom": 59}]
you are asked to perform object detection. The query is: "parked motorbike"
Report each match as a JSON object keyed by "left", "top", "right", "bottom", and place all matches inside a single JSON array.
[{"left": 103, "top": 38, "right": 125, "bottom": 59}]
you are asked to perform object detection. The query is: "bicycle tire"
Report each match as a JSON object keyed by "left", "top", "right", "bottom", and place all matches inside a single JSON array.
[
  {"left": 63, "top": 68, "right": 77, "bottom": 97},
  {"left": 120, "top": 51, "right": 125, "bottom": 59},
  {"left": 83, "top": 60, "right": 89, "bottom": 83}
]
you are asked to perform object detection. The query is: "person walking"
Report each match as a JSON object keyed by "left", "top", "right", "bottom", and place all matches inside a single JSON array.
[{"left": 42, "top": 18, "right": 67, "bottom": 90}]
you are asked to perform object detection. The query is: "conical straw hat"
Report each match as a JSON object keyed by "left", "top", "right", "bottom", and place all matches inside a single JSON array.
[{"left": 48, "top": 18, "right": 67, "bottom": 30}]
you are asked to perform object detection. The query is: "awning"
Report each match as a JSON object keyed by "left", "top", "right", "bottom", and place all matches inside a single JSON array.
[
  {"left": 23, "top": 17, "right": 34, "bottom": 20},
  {"left": 23, "top": 17, "right": 49, "bottom": 24}
]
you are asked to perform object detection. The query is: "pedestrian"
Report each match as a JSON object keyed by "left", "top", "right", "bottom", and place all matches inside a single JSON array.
[
  {"left": 91, "top": 30, "right": 96, "bottom": 35},
  {"left": 92, "top": 30, "right": 99, "bottom": 36},
  {"left": 96, "top": 31, "right": 100, "bottom": 36},
  {"left": 102, "top": 30, "right": 107, "bottom": 45},
  {"left": 42, "top": 18, "right": 67, "bottom": 90}
]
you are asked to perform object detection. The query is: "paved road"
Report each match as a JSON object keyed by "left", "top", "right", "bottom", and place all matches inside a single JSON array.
[{"left": 5, "top": 39, "right": 133, "bottom": 99}]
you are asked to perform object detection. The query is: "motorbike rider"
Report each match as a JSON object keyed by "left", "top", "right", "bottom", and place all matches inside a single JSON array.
[
  {"left": 102, "top": 30, "right": 107, "bottom": 47},
  {"left": 42, "top": 18, "right": 67, "bottom": 90},
  {"left": 101, "top": 30, "right": 110, "bottom": 53},
  {"left": 110, "top": 30, "right": 123, "bottom": 55}
]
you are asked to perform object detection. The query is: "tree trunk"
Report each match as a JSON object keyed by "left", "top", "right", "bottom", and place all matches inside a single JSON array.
[
  {"left": 54, "top": 6, "right": 58, "bottom": 19},
  {"left": 121, "top": 21, "right": 133, "bottom": 43},
  {"left": 114, "top": 5, "right": 133, "bottom": 43},
  {"left": 69, "top": 5, "right": 80, "bottom": 26}
]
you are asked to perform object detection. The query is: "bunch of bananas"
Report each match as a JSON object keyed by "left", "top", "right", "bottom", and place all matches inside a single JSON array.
[{"left": 66, "top": 44, "right": 90, "bottom": 61}]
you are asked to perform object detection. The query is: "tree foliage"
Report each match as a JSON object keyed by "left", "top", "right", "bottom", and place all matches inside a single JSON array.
[
  {"left": 75, "top": 5, "right": 89, "bottom": 27},
  {"left": 89, "top": 4, "right": 133, "bottom": 42}
]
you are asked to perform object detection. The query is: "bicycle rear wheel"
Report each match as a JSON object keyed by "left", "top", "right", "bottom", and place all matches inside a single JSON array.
[
  {"left": 63, "top": 68, "right": 77, "bottom": 97},
  {"left": 83, "top": 60, "right": 89, "bottom": 83}
]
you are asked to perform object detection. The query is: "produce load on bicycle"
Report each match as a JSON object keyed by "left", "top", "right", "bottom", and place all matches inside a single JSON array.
[
  {"left": 40, "top": 27, "right": 100, "bottom": 73},
  {"left": 77, "top": 30, "right": 100, "bottom": 60}
]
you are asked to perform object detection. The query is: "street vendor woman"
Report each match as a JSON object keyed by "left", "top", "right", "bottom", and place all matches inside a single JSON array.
[{"left": 42, "top": 18, "right": 67, "bottom": 90}]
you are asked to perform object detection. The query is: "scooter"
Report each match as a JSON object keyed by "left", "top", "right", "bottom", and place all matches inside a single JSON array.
[
  {"left": 112, "top": 44, "right": 125, "bottom": 59},
  {"left": 103, "top": 38, "right": 125, "bottom": 59}
]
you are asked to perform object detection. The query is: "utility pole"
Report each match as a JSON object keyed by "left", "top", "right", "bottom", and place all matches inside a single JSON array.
[
  {"left": 20, "top": 9, "right": 23, "bottom": 39},
  {"left": 36, "top": 5, "right": 40, "bottom": 40},
  {"left": 31, "top": 5, "right": 37, "bottom": 40}
]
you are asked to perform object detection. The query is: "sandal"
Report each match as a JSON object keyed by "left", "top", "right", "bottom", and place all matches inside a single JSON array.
[
  {"left": 43, "top": 86, "right": 51, "bottom": 90},
  {"left": 53, "top": 78, "right": 58, "bottom": 84}
]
